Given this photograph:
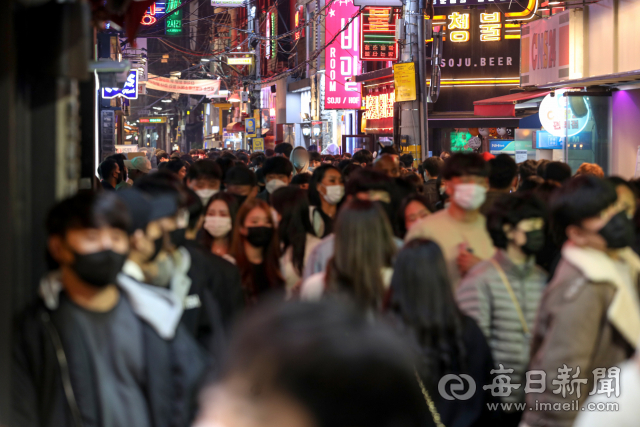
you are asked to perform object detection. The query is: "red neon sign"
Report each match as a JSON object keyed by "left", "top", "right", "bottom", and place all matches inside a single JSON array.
[
  {"left": 141, "top": 2, "right": 166, "bottom": 25},
  {"left": 294, "top": 6, "right": 305, "bottom": 40}
]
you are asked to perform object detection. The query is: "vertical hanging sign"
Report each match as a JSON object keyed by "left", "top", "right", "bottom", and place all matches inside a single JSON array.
[
  {"left": 324, "top": 0, "right": 361, "bottom": 110},
  {"left": 166, "top": 0, "right": 183, "bottom": 35}
]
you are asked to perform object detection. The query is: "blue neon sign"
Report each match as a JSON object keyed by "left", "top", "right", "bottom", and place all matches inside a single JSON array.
[{"left": 102, "top": 70, "right": 139, "bottom": 100}]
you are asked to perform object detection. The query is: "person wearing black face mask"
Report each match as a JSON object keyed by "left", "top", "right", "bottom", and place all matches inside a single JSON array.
[
  {"left": 98, "top": 158, "right": 121, "bottom": 191},
  {"left": 224, "top": 165, "right": 259, "bottom": 208},
  {"left": 520, "top": 176, "right": 640, "bottom": 427},
  {"left": 14, "top": 191, "right": 207, "bottom": 427},
  {"left": 231, "top": 198, "right": 284, "bottom": 305},
  {"left": 456, "top": 194, "right": 547, "bottom": 426}
]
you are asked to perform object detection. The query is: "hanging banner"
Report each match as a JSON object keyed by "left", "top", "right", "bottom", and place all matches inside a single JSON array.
[
  {"left": 146, "top": 74, "right": 221, "bottom": 95},
  {"left": 324, "top": 0, "right": 362, "bottom": 110}
]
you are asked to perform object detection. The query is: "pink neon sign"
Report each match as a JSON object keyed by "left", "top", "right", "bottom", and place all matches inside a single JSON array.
[{"left": 324, "top": 0, "right": 361, "bottom": 110}]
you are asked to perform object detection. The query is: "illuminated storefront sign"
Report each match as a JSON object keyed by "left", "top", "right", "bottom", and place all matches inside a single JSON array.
[
  {"left": 211, "top": 0, "right": 245, "bottom": 7},
  {"left": 360, "top": 7, "right": 400, "bottom": 61},
  {"left": 139, "top": 117, "right": 168, "bottom": 123},
  {"left": 227, "top": 57, "right": 253, "bottom": 65},
  {"left": 520, "top": 10, "right": 575, "bottom": 87},
  {"left": 426, "top": 8, "right": 519, "bottom": 83},
  {"left": 424, "top": 6, "right": 520, "bottom": 111},
  {"left": 265, "top": 11, "right": 276, "bottom": 59},
  {"left": 324, "top": 0, "right": 361, "bottom": 110},
  {"left": 294, "top": 6, "right": 305, "bottom": 40},
  {"left": 434, "top": 0, "right": 538, "bottom": 21},
  {"left": 362, "top": 84, "right": 394, "bottom": 134},
  {"left": 141, "top": 2, "right": 166, "bottom": 25},
  {"left": 102, "top": 70, "right": 139, "bottom": 99},
  {"left": 363, "top": 91, "right": 394, "bottom": 120},
  {"left": 166, "top": 0, "right": 183, "bottom": 35},
  {"left": 538, "top": 89, "right": 590, "bottom": 138}
]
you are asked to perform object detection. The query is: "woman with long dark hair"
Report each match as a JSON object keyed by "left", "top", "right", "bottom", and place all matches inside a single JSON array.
[
  {"left": 301, "top": 199, "right": 396, "bottom": 310},
  {"left": 308, "top": 164, "right": 345, "bottom": 238},
  {"left": 389, "top": 239, "right": 496, "bottom": 427},
  {"left": 230, "top": 198, "right": 284, "bottom": 304},
  {"left": 271, "top": 186, "right": 321, "bottom": 294},
  {"left": 200, "top": 192, "right": 239, "bottom": 263}
]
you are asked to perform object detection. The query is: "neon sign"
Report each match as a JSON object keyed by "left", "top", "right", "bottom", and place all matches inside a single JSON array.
[
  {"left": 448, "top": 12, "right": 469, "bottom": 42},
  {"left": 294, "top": 6, "right": 305, "bottom": 40},
  {"left": 102, "top": 70, "right": 139, "bottom": 100},
  {"left": 141, "top": 2, "right": 166, "bottom": 25},
  {"left": 360, "top": 7, "right": 400, "bottom": 61},
  {"left": 166, "top": 0, "right": 183, "bottom": 35},
  {"left": 429, "top": 11, "right": 516, "bottom": 43},
  {"left": 265, "top": 12, "right": 272, "bottom": 58}
]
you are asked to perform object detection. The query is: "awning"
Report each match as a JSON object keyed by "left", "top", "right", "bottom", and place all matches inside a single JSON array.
[
  {"left": 473, "top": 89, "right": 551, "bottom": 117},
  {"left": 354, "top": 67, "right": 394, "bottom": 84},
  {"left": 226, "top": 122, "right": 244, "bottom": 132},
  {"left": 427, "top": 112, "right": 541, "bottom": 129},
  {"left": 534, "top": 69, "right": 640, "bottom": 89}
]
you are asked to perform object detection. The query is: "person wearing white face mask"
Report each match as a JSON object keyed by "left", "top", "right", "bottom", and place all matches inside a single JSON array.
[
  {"left": 201, "top": 193, "right": 239, "bottom": 264},
  {"left": 186, "top": 160, "right": 222, "bottom": 207},
  {"left": 257, "top": 156, "right": 293, "bottom": 205},
  {"left": 406, "top": 153, "right": 495, "bottom": 288},
  {"left": 308, "top": 164, "right": 345, "bottom": 238}
]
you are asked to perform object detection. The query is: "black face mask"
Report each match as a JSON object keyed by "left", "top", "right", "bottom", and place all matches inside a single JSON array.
[
  {"left": 599, "top": 211, "right": 635, "bottom": 249},
  {"left": 246, "top": 226, "right": 273, "bottom": 248},
  {"left": 521, "top": 229, "right": 545, "bottom": 255},
  {"left": 149, "top": 235, "right": 164, "bottom": 262},
  {"left": 169, "top": 228, "right": 187, "bottom": 248},
  {"left": 71, "top": 249, "right": 127, "bottom": 288},
  {"left": 234, "top": 194, "right": 248, "bottom": 206}
]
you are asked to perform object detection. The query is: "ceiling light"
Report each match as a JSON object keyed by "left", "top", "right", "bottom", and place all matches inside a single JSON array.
[
  {"left": 201, "top": 58, "right": 210, "bottom": 62},
  {"left": 153, "top": 106, "right": 162, "bottom": 110},
  {"left": 161, "top": 99, "right": 172, "bottom": 103}
]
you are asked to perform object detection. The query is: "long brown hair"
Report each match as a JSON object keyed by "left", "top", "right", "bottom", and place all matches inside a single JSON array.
[
  {"left": 325, "top": 199, "right": 396, "bottom": 310},
  {"left": 230, "top": 198, "right": 283, "bottom": 304},
  {"left": 198, "top": 192, "right": 240, "bottom": 251}
]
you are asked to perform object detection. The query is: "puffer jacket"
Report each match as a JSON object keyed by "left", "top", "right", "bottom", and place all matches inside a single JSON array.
[{"left": 456, "top": 249, "right": 546, "bottom": 405}]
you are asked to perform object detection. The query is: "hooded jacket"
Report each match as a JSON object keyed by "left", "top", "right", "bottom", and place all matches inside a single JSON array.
[
  {"left": 12, "top": 272, "right": 209, "bottom": 427},
  {"left": 290, "top": 146, "right": 310, "bottom": 176},
  {"left": 522, "top": 244, "right": 640, "bottom": 427}
]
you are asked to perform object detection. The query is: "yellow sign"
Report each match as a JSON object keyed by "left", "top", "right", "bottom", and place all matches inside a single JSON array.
[
  {"left": 227, "top": 57, "right": 254, "bottom": 65},
  {"left": 393, "top": 62, "right": 417, "bottom": 102},
  {"left": 253, "top": 137, "right": 265, "bottom": 152}
]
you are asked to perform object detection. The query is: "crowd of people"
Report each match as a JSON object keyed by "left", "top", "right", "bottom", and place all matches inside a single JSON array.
[{"left": 12, "top": 141, "right": 640, "bottom": 427}]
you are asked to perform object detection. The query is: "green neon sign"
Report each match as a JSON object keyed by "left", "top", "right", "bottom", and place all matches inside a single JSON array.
[{"left": 166, "top": 0, "right": 183, "bottom": 35}]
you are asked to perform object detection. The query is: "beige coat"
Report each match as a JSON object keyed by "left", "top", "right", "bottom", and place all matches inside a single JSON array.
[{"left": 522, "top": 244, "right": 640, "bottom": 427}]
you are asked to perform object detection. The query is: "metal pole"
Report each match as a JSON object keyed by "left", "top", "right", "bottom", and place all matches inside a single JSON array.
[{"left": 416, "top": 1, "right": 429, "bottom": 158}]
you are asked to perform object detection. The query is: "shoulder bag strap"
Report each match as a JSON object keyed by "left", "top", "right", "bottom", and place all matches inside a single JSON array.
[
  {"left": 414, "top": 369, "right": 445, "bottom": 427},
  {"left": 489, "top": 258, "right": 530, "bottom": 336}
]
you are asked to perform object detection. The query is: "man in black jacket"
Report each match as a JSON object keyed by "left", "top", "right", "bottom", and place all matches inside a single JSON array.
[
  {"left": 134, "top": 172, "right": 234, "bottom": 350},
  {"left": 12, "top": 191, "right": 208, "bottom": 427}
]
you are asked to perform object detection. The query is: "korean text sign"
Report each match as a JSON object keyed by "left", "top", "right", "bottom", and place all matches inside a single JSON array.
[{"left": 324, "top": 1, "right": 362, "bottom": 110}]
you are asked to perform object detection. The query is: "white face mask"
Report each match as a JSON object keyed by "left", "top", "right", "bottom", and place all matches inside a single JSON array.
[
  {"left": 204, "top": 216, "right": 232, "bottom": 238},
  {"left": 322, "top": 184, "right": 345, "bottom": 205},
  {"left": 453, "top": 183, "right": 487, "bottom": 211},
  {"left": 266, "top": 179, "right": 287, "bottom": 194},
  {"left": 195, "top": 189, "right": 219, "bottom": 206}
]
